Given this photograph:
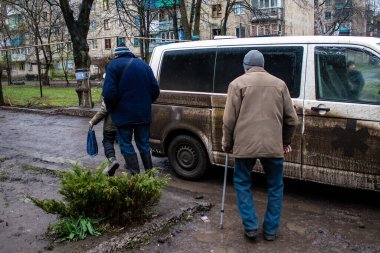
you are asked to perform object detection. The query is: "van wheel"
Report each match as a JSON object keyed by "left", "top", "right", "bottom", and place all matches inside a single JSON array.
[{"left": 168, "top": 135, "right": 208, "bottom": 180}]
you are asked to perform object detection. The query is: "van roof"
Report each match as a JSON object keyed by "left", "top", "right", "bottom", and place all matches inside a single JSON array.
[{"left": 154, "top": 36, "right": 380, "bottom": 51}]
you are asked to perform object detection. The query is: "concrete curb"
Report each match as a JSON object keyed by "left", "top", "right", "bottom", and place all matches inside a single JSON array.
[
  {"left": 0, "top": 105, "right": 99, "bottom": 118},
  {"left": 86, "top": 201, "right": 212, "bottom": 253}
]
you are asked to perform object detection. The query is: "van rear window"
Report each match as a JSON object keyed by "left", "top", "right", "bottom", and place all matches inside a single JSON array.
[
  {"left": 159, "top": 49, "right": 216, "bottom": 92},
  {"left": 214, "top": 46, "right": 303, "bottom": 98}
]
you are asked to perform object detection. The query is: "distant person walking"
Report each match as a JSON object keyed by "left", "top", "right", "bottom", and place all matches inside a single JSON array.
[
  {"left": 102, "top": 44, "right": 160, "bottom": 175},
  {"left": 89, "top": 98, "right": 119, "bottom": 176},
  {"left": 222, "top": 50, "right": 298, "bottom": 241}
]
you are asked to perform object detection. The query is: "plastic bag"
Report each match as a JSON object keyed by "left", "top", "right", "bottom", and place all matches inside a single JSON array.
[{"left": 87, "top": 128, "right": 98, "bottom": 157}]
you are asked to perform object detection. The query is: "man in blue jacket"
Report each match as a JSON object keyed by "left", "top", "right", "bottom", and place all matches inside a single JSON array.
[{"left": 102, "top": 44, "right": 160, "bottom": 176}]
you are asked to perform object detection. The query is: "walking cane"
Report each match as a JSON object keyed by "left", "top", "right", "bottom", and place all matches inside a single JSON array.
[{"left": 220, "top": 153, "right": 229, "bottom": 229}]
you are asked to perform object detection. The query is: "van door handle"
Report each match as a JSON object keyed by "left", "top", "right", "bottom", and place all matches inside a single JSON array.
[
  {"left": 311, "top": 107, "right": 330, "bottom": 112},
  {"left": 311, "top": 105, "right": 330, "bottom": 115}
]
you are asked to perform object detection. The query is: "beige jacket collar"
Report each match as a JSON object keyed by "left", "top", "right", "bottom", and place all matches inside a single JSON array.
[{"left": 246, "top": 66, "right": 266, "bottom": 73}]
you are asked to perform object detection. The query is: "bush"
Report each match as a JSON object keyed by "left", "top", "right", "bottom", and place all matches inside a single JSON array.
[
  {"left": 25, "top": 74, "right": 39, "bottom": 81},
  {"left": 31, "top": 165, "right": 169, "bottom": 240}
]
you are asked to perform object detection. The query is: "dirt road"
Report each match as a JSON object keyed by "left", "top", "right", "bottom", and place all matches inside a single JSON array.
[{"left": 0, "top": 109, "right": 379, "bottom": 253}]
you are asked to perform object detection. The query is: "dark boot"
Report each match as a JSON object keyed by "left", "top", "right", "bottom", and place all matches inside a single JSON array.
[
  {"left": 140, "top": 152, "right": 153, "bottom": 172},
  {"left": 103, "top": 157, "right": 120, "bottom": 176},
  {"left": 124, "top": 154, "right": 140, "bottom": 175}
]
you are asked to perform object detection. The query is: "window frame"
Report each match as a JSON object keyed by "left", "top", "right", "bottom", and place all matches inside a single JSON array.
[
  {"left": 104, "top": 38, "right": 111, "bottom": 49},
  {"left": 314, "top": 45, "right": 380, "bottom": 105},
  {"left": 212, "top": 4, "right": 222, "bottom": 18},
  {"left": 104, "top": 19, "right": 110, "bottom": 30}
]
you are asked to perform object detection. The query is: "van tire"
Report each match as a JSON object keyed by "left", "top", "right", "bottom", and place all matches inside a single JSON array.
[{"left": 168, "top": 135, "right": 208, "bottom": 180}]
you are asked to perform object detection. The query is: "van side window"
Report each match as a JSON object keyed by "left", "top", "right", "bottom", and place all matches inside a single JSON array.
[
  {"left": 315, "top": 47, "right": 380, "bottom": 104},
  {"left": 214, "top": 46, "right": 303, "bottom": 98},
  {"left": 159, "top": 49, "right": 216, "bottom": 92}
]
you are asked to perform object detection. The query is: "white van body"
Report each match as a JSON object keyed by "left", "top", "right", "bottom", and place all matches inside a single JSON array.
[{"left": 149, "top": 36, "right": 380, "bottom": 191}]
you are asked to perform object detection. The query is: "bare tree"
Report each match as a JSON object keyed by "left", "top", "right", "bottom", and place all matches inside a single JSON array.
[
  {"left": 179, "top": 0, "right": 202, "bottom": 40},
  {"left": 0, "top": 2, "right": 15, "bottom": 88},
  {"left": 220, "top": 0, "right": 237, "bottom": 35},
  {"left": 314, "top": 0, "right": 366, "bottom": 35},
  {"left": 114, "top": 0, "right": 158, "bottom": 61},
  {"left": 44, "top": 0, "right": 94, "bottom": 107},
  {"left": 4, "top": 0, "right": 65, "bottom": 87}
]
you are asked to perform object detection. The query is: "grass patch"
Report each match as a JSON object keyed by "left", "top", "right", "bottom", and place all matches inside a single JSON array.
[
  {"left": 3, "top": 85, "right": 102, "bottom": 107},
  {"left": 0, "top": 169, "right": 6, "bottom": 176},
  {"left": 22, "top": 164, "right": 62, "bottom": 177},
  {"left": 0, "top": 157, "right": 9, "bottom": 163}
]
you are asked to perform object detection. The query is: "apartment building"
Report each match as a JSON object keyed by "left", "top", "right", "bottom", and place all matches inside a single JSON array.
[
  {"left": 249, "top": 0, "right": 314, "bottom": 36},
  {"left": 2, "top": 0, "right": 375, "bottom": 80},
  {"left": 316, "top": 0, "right": 369, "bottom": 36}
]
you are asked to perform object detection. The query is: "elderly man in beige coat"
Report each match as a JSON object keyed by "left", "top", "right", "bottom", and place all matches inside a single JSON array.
[{"left": 222, "top": 50, "right": 298, "bottom": 241}]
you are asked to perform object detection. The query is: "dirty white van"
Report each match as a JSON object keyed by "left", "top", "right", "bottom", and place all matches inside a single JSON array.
[{"left": 149, "top": 36, "right": 380, "bottom": 191}]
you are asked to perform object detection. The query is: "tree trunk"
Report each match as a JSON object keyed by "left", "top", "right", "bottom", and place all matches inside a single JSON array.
[
  {"left": 71, "top": 35, "right": 92, "bottom": 108},
  {"left": 5, "top": 51, "right": 11, "bottom": 86},
  {"left": 58, "top": 0, "right": 93, "bottom": 108},
  {"left": 179, "top": 0, "right": 192, "bottom": 40},
  {"left": 193, "top": 0, "right": 202, "bottom": 37},
  {"left": 221, "top": 0, "right": 234, "bottom": 35},
  {"left": 171, "top": 3, "right": 179, "bottom": 41},
  {"left": 0, "top": 65, "right": 4, "bottom": 105}
]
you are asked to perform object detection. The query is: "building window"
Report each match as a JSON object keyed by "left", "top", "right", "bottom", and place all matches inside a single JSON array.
[
  {"left": 28, "top": 63, "right": 33, "bottom": 71},
  {"left": 105, "top": 39, "right": 111, "bottom": 49},
  {"left": 325, "top": 12, "right": 331, "bottom": 20},
  {"left": 103, "top": 0, "right": 109, "bottom": 10},
  {"left": 212, "top": 4, "right": 222, "bottom": 18},
  {"left": 116, "top": 0, "right": 123, "bottom": 9},
  {"left": 104, "top": 19, "right": 110, "bottom": 30},
  {"left": 134, "top": 38, "right": 140, "bottom": 47},
  {"left": 90, "top": 21, "right": 97, "bottom": 31},
  {"left": 67, "top": 60, "right": 74, "bottom": 70},
  {"left": 19, "top": 63, "right": 25, "bottom": 71},
  {"left": 212, "top": 28, "right": 221, "bottom": 36},
  {"left": 91, "top": 39, "right": 98, "bottom": 49},
  {"left": 117, "top": 37, "right": 126, "bottom": 46},
  {"left": 325, "top": 0, "right": 332, "bottom": 6},
  {"left": 234, "top": 2, "right": 245, "bottom": 15},
  {"left": 258, "top": 0, "right": 278, "bottom": 8},
  {"left": 235, "top": 27, "right": 246, "bottom": 38}
]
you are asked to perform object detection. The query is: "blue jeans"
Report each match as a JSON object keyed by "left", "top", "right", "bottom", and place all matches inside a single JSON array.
[
  {"left": 116, "top": 124, "right": 151, "bottom": 157},
  {"left": 233, "top": 158, "right": 284, "bottom": 236}
]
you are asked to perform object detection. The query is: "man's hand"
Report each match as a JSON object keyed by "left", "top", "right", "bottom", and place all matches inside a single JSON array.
[
  {"left": 89, "top": 121, "right": 93, "bottom": 128},
  {"left": 283, "top": 145, "right": 292, "bottom": 154},
  {"left": 222, "top": 145, "right": 232, "bottom": 153}
]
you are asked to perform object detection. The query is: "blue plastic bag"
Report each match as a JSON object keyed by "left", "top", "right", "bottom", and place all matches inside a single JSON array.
[{"left": 87, "top": 128, "right": 98, "bottom": 157}]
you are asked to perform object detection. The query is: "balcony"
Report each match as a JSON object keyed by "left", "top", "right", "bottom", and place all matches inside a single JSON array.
[
  {"left": 11, "top": 53, "right": 26, "bottom": 62},
  {"left": 251, "top": 7, "right": 283, "bottom": 22},
  {"left": 335, "top": 2, "right": 350, "bottom": 10},
  {"left": 159, "top": 20, "right": 173, "bottom": 31}
]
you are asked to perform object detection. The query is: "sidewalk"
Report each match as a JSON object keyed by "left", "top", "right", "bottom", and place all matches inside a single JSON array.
[{"left": 1, "top": 106, "right": 379, "bottom": 253}]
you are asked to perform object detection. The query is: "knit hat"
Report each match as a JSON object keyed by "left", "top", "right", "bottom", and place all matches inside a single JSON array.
[
  {"left": 243, "top": 50, "right": 264, "bottom": 71},
  {"left": 114, "top": 43, "right": 131, "bottom": 57}
]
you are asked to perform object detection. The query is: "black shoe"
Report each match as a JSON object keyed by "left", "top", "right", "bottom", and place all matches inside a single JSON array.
[
  {"left": 263, "top": 233, "right": 276, "bottom": 241},
  {"left": 103, "top": 158, "right": 119, "bottom": 176},
  {"left": 244, "top": 230, "right": 258, "bottom": 239}
]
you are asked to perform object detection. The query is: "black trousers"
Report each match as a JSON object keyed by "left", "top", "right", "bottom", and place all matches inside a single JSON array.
[{"left": 102, "top": 130, "right": 117, "bottom": 159}]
